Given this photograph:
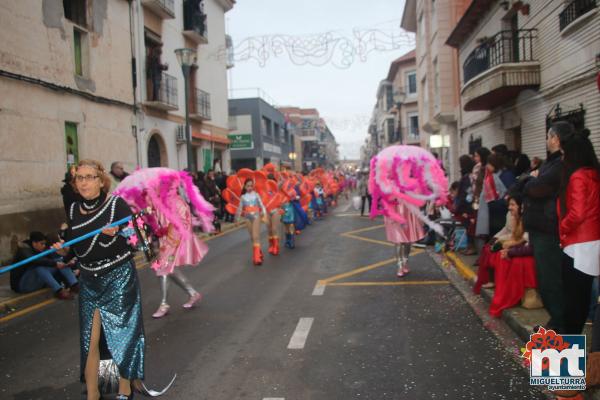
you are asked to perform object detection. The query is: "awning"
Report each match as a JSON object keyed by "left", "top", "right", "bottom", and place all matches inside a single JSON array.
[{"left": 192, "top": 131, "right": 231, "bottom": 145}]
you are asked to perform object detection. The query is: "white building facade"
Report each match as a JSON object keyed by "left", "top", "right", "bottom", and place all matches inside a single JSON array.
[
  {"left": 447, "top": 0, "right": 600, "bottom": 159},
  {"left": 133, "top": 0, "right": 235, "bottom": 173}
]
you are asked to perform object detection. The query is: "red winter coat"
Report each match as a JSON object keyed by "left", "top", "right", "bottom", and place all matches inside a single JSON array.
[{"left": 557, "top": 167, "right": 600, "bottom": 248}]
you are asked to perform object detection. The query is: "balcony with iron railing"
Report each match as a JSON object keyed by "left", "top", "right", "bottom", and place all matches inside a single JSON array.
[
  {"left": 461, "top": 29, "right": 540, "bottom": 111},
  {"left": 559, "top": 0, "right": 597, "bottom": 31},
  {"left": 183, "top": 0, "right": 208, "bottom": 44},
  {"left": 190, "top": 88, "right": 211, "bottom": 120},
  {"left": 144, "top": 72, "right": 178, "bottom": 111},
  {"left": 141, "top": 0, "right": 175, "bottom": 19}
]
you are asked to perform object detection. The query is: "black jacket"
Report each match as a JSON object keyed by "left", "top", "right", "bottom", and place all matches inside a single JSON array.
[
  {"left": 522, "top": 151, "right": 562, "bottom": 235},
  {"left": 455, "top": 173, "right": 473, "bottom": 215},
  {"left": 10, "top": 241, "right": 59, "bottom": 292}
]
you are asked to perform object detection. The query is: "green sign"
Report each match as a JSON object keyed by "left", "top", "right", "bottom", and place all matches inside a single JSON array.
[{"left": 228, "top": 133, "right": 253, "bottom": 150}]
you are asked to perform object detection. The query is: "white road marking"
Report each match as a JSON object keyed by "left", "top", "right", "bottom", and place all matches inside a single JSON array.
[
  {"left": 263, "top": 398, "right": 285, "bottom": 400},
  {"left": 312, "top": 282, "right": 326, "bottom": 296},
  {"left": 287, "top": 317, "right": 314, "bottom": 349}
]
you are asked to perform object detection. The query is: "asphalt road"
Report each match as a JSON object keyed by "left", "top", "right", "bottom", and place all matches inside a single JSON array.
[{"left": 0, "top": 205, "right": 546, "bottom": 400}]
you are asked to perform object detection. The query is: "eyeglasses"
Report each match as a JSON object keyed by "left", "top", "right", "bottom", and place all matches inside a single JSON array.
[{"left": 75, "top": 175, "right": 99, "bottom": 182}]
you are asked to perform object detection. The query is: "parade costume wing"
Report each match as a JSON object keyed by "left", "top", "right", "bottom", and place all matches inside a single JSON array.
[
  {"left": 368, "top": 145, "right": 448, "bottom": 235},
  {"left": 262, "top": 162, "right": 281, "bottom": 182},
  {"left": 259, "top": 179, "right": 285, "bottom": 213},
  {"left": 299, "top": 177, "right": 314, "bottom": 211},
  {"left": 280, "top": 179, "right": 297, "bottom": 201},
  {"left": 222, "top": 174, "right": 244, "bottom": 215},
  {"left": 115, "top": 168, "right": 215, "bottom": 236}
]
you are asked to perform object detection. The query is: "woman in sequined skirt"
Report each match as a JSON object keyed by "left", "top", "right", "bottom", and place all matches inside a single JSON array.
[{"left": 55, "top": 159, "right": 144, "bottom": 400}]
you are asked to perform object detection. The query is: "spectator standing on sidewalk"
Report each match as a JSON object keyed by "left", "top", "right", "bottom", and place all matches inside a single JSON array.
[
  {"left": 9, "top": 231, "right": 78, "bottom": 299},
  {"left": 455, "top": 155, "right": 477, "bottom": 255},
  {"left": 205, "top": 169, "right": 222, "bottom": 233},
  {"left": 358, "top": 172, "right": 371, "bottom": 217},
  {"left": 61, "top": 170, "right": 83, "bottom": 216},
  {"left": 522, "top": 122, "right": 566, "bottom": 333},
  {"left": 476, "top": 153, "right": 515, "bottom": 244},
  {"left": 109, "top": 161, "right": 129, "bottom": 193},
  {"left": 557, "top": 128, "right": 600, "bottom": 334},
  {"left": 472, "top": 147, "right": 491, "bottom": 252}
]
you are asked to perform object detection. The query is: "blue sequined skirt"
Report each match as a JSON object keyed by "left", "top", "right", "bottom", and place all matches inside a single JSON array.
[{"left": 79, "top": 260, "right": 145, "bottom": 381}]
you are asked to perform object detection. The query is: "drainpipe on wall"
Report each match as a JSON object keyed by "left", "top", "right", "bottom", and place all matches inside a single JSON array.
[{"left": 128, "top": 0, "right": 147, "bottom": 168}]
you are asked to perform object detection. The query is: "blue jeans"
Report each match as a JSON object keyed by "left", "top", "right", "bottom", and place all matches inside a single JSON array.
[{"left": 18, "top": 266, "right": 78, "bottom": 293}]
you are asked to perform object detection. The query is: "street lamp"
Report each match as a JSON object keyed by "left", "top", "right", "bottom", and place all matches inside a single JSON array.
[
  {"left": 175, "top": 47, "right": 197, "bottom": 172},
  {"left": 393, "top": 90, "right": 406, "bottom": 144}
]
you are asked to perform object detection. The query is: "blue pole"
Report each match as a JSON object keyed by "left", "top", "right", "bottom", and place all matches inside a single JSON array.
[{"left": 0, "top": 215, "right": 135, "bottom": 275}]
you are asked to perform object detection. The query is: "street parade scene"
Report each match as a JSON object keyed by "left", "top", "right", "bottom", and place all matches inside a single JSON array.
[{"left": 1, "top": 0, "right": 600, "bottom": 400}]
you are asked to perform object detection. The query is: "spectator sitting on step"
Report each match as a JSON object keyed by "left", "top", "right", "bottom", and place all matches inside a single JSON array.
[
  {"left": 479, "top": 192, "right": 539, "bottom": 317},
  {"left": 47, "top": 231, "right": 79, "bottom": 277},
  {"left": 9, "top": 231, "right": 78, "bottom": 300}
]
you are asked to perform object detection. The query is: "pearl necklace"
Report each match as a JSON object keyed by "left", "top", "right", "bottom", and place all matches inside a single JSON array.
[
  {"left": 72, "top": 196, "right": 115, "bottom": 230},
  {"left": 73, "top": 198, "right": 118, "bottom": 258},
  {"left": 82, "top": 199, "right": 100, "bottom": 210}
]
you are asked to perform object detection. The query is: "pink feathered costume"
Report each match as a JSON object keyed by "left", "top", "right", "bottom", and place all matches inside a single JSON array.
[
  {"left": 369, "top": 145, "right": 448, "bottom": 277},
  {"left": 115, "top": 168, "right": 215, "bottom": 276}
]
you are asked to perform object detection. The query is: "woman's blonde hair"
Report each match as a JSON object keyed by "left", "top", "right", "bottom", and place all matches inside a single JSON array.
[{"left": 70, "top": 159, "right": 112, "bottom": 194}]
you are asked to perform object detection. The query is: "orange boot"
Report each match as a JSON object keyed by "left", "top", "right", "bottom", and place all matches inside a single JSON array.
[
  {"left": 268, "top": 236, "right": 275, "bottom": 255},
  {"left": 253, "top": 244, "right": 262, "bottom": 265},
  {"left": 271, "top": 236, "right": 280, "bottom": 256}
]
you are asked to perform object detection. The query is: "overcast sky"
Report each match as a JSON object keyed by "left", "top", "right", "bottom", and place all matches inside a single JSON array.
[{"left": 226, "top": 0, "right": 414, "bottom": 160}]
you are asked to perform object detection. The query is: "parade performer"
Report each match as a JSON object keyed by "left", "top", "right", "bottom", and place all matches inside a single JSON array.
[
  {"left": 369, "top": 146, "right": 448, "bottom": 277},
  {"left": 281, "top": 178, "right": 299, "bottom": 248},
  {"left": 115, "top": 168, "right": 215, "bottom": 319},
  {"left": 258, "top": 167, "right": 286, "bottom": 256},
  {"left": 54, "top": 159, "right": 145, "bottom": 400},
  {"left": 223, "top": 170, "right": 268, "bottom": 265},
  {"left": 312, "top": 182, "right": 325, "bottom": 219}
]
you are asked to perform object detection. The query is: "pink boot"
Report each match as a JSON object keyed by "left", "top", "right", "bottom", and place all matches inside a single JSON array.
[
  {"left": 152, "top": 304, "right": 170, "bottom": 319},
  {"left": 183, "top": 292, "right": 203, "bottom": 309}
]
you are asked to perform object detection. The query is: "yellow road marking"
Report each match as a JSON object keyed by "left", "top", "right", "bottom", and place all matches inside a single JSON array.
[
  {"left": 341, "top": 234, "right": 395, "bottom": 247},
  {"left": 205, "top": 224, "right": 245, "bottom": 242},
  {"left": 0, "top": 298, "right": 57, "bottom": 324},
  {"left": 320, "top": 258, "right": 396, "bottom": 284},
  {"left": 318, "top": 249, "right": 425, "bottom": 285},
  {"left": 342, "top": 224, "right": 385, "bottom": 235},
  {"left": 445, "top": 251, "right": 476, "bottom": 281},
  {"left": 0, "top": 288, "right": 50, "bottom": 308},
  {"left": 326, "top": 280, "right": 450, "bottom": 286}
]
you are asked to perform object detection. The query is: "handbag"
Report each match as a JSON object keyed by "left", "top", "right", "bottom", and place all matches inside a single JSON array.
[
  {"left": 521, "top": 288, "right": 543, "bottom": 309},
  {"left": 490, "top": 241, "right": 503, "bottom": 252}
]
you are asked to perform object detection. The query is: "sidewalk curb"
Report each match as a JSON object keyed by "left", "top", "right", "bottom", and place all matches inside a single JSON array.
[
  {"left": 444, "top": 250, "right": 534, "bottom": 342},
  {"left": 0, "top": 221, "right": 244, "bottom": 322}
]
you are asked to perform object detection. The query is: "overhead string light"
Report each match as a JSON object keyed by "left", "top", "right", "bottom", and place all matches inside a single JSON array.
[{"left": 214, "top": 21, "right": 415, "bottom": 69}]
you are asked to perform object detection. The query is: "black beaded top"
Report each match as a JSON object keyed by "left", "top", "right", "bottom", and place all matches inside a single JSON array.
[{"left": 66, "top": 195, "right": 133, "bottom": 268}]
